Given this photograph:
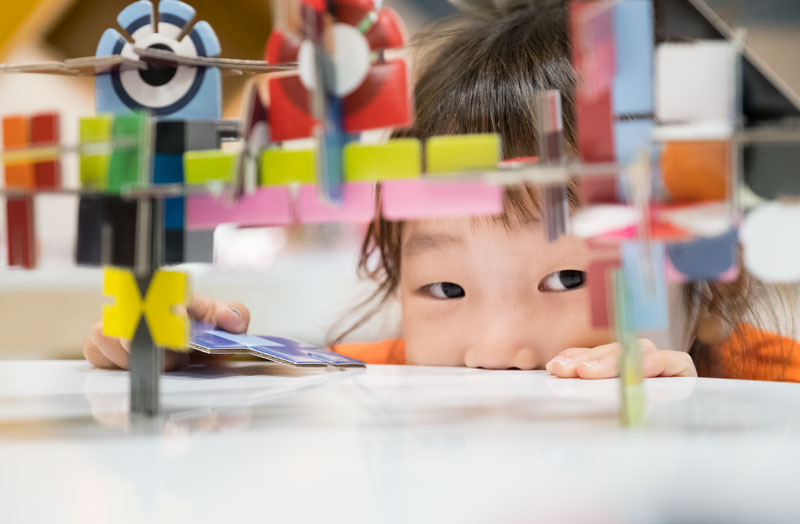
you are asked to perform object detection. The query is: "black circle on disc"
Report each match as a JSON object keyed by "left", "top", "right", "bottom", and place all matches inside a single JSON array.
[{"left": 138, "top": 43, "right": 178, "bottom": 87}]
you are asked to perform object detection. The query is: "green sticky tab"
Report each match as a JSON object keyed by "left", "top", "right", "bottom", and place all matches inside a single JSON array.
[
  {"left": 107, "top": 113, "right": 148, "bottom": 194},
  {"left": 426, "top": 134, "right": 501, "bottom": 174},
  {"left": 261, "top": 148, "right": 315, "bottom": 185},
  {"left": 79, "top": 115, "right": 112, "bottom": 188},
  {"left": 344, "top": 139, "right": 421, "bottom": 181},
  {"left": 184, "top": 150, "right": 236, "bottom": 184}
]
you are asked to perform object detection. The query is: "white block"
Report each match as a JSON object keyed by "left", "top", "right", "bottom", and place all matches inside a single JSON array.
[
  {"left": 741, "top": 202, "right": 800, "bottom": 282},
  {"left": 655, "top": 41, "right": 737, "bottom": 124}
]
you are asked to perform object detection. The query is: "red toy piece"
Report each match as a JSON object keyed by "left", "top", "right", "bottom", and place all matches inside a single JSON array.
[
  {"left": 2, "top": 115, "right": 37, "bottom": 268},
  {"left": 265, "top": 0, "right": 410, "bottom": 142}
]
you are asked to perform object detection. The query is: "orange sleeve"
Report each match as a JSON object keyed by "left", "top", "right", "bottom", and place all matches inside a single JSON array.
[
  {"left": 333, "top": 339, "right": 406, "bottom": 365},
  {"left": 717, "top": 324, "right": 800, "bottom": 382}
]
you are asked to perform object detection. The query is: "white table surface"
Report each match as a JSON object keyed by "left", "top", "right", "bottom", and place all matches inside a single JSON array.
[{"left": 1, "top": 360, "right": 799, "bottom": 524}]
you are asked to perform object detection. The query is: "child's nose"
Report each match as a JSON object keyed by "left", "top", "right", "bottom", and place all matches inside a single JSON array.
[{"left": 463, "top": 313, "right": 542, "bottom": 370}]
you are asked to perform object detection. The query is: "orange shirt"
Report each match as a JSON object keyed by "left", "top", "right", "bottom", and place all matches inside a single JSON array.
[
  {"left": 335, "top": 324, "right": 800, "bottom": 383},
  {"left": 335, "top": 339, "right": 406, "bottom": 365}
]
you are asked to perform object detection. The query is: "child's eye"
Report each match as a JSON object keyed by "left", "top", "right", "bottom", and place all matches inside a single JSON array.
[
  {"left": 420, "top": 282, "right": 466, "bottom": 299},
  {"left": 538, "top": 270, "right": 586, "bottom": 292}
]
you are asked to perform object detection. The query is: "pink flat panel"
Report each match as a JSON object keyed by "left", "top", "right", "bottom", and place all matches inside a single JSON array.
[
  {"left": 187, "top": 187, "right": 293, "bottom": 229},
  {"left": 296, "top": 182, "right": 376, "bottom": 223},
  {"left": 381, "top": 179, "right": 504, "bottom": 220}
]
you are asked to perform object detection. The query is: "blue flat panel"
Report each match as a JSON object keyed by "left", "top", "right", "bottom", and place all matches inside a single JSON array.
[
  {"left": 154, "top": 154, "right": 185, "bottom": 230},
  {"left": 621, "top": 241, "right": 668, "bottom": 331},
  {"left": 613, "top": 0, "right": 654, "bottom": 115},
  {"left": 117, "top": 1, "right": 153, "bottom": 30},
  {"left": 615, "top": 119, "right": 653, "bottom": 165},
  {"left": 667, "top": 228, "right": 738, "bottom": 281}
]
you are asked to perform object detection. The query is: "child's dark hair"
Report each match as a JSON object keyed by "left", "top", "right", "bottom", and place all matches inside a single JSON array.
[{"left": 328, "top": 1, "right": 798, "bottom": 379}]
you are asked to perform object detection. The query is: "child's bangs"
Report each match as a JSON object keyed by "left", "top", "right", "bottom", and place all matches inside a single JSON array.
[{"left": 473, "top": 182, "right": 580, "bottom": 231}]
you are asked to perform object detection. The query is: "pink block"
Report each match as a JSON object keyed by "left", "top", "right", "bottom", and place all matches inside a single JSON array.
[
  {"left": 381, "top": 179, "right": 504, "bottom": 220},
  {"left": 296, "top": 182, "right": 376, "bottom": 223},
  {"left": 187, "top": 187, "right": 293, "bottom": 229}
]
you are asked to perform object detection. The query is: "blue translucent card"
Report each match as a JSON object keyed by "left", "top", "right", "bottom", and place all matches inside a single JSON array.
[{"left": 189, "top": 323, "right": 366, "bottom": 368}]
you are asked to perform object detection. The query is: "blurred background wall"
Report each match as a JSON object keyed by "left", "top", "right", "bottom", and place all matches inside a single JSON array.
[{"left": 0, "top": 0, "right": 456, "bottom": 358}]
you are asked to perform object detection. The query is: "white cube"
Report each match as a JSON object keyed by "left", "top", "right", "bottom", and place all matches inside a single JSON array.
[{"left": 655, "top": 41, "right": 737, "bottom": 124}]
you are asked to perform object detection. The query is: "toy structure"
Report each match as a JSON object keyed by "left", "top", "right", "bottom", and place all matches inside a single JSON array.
[{"left": 2, "top": 0, "right": 800, "bottom": 426}]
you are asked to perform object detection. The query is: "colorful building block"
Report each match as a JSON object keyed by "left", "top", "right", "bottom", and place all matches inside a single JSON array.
[
  {"left": 95, "top": 0, "right": 222, "bottom": 120},
  {"left": 296, "top": 182, "right": 376, "bottom": 223},
  {"left": 655, "top": 41, "right": 737, "bottom": 125},
  {"left": 661, "top": 140, "right": 730, "bottom": 203},
  {"left": 185, "top": 150, "right": 237, "bottom": 184},
  {"left": 344, "top": 139, "right": 421, "bottom": 182},
  {"left": 613, "top": 0, "right": 654, "bottom": 116},
  {"left": 381, "top": 179, "right": 504, "bottom": 220},
  {"left": 260, "top": 148, "right": 315, "bottom": 186},
  {"left": 102, "top": 267, "right": 189, "bottom": 349},
  {"left": 666, "top": 227, "right": 738, "bottom": 282},
  {"left": 426, "top": 134, "right": 501, "bottom": 174},
  {"left": 79, "top": 115, "right": 112, "bottom": 188},
  {"left": 30, "top": 113, "right": 60, "bottom": 189},
  {"left": 3, "top": 115, "right": 36, "bottom": 268},
  {"left": 621, "top": 242, "right": 668, "bottom": 331},
  {"left": 107, "top": 113, "right": 148, "bottom": 194},
  {"left": 587, "top": 257, "right": 621, "bottom": 329},
  {"left": 186, "top": 187, "right": 293, "bottom": 229}
]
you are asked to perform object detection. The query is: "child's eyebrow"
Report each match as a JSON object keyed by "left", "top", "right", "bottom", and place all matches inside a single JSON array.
[{"left": 402, "top": 232, "right": 464, "bottom": 258}]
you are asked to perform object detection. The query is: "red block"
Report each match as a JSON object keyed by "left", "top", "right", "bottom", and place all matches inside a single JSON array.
[
  {"left": 6, "top": 197, "right": 36, "bottom": 268},
  {"left": 269, "top": 59, "right": 410, "bottom": 142},
  {"left": 587, "top": 257, "right": 621, "bottom": 329},
  {"left": 31, "top": 112, "right": 61, "bottom": 189}
]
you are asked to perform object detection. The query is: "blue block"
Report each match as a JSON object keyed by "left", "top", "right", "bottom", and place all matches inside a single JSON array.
[
  {"left": 191, "top": 21, "right": 222, "bottom": 58},
  {"left": 613, "top": 0, "right": 654, "bottom": 115},
  {"left": 154, "top": 154, "right": 185, "bottom": 230},
  {"left": 621, "top": 242, "right": 668, "bottom": 331},
  {"left": 614, "top": 119, "right": 653, "bottom": 166},
  {"left": 667, "top": 228, "right": 738, "bottom": 281},
  {"left": 117, "top": 1, "right": 154, "bottom": 31},
  {"left": 95, "top": 3, "right": 222, "bottom": 120},
  {"left": 159, "top": 0, "right": 196, "bottom": 29}
]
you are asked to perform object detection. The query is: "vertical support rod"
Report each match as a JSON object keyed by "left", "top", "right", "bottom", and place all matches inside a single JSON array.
[{"left": 129, "top": 196, "right": 164, "bottom": 416}]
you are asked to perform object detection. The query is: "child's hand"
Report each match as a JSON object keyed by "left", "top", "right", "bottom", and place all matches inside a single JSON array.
[
  {"left": 82, "top": 295, "right": 250, "bottom": 371},
  {"left": 545, "top": 339, "right": 696, "bottom": 379}
]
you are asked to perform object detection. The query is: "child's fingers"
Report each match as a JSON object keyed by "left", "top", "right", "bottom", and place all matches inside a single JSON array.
[
  {"left": 187, "top": 296, "right": 250, "bottom": 333},
  {"left": 642, "top": 349, "right": 697, "bottom": 378},
  {"left": 546, "top": 343, "right": 620, "bottom": 378},
  {"left": 86, "top": 320, "right": 129, "bottom": 369},
  {"left": 83, "top": 323, "right": 120, "bottom": 370}
]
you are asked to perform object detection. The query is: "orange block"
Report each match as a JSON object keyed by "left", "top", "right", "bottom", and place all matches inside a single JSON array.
[
  {"left": 3, "top": 115, "right": 34, "bottom": 189},
  {"left": 661, "top": 141, "right": 729, "bottom": 203}
]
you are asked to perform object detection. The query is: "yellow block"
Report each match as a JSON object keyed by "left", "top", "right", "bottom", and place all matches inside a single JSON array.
[
  {"left": 426, "top": 134, "right": 501, "bottom": 174},
  {"left": 79, "top": 115, "right": 113, "bottom": 188},
  {"left": 143, "top": 270, "right": 189, "bottom": 350},
  {"left": 184, "top": 150, "right": 236, "bottom": 185},
  {"left": 102, "top": 267, "right": 190, "bottom": 350},
  {"left": 102, "top": 267, "right": 142, "bottom": 342},
  {"left": 261, "top": 148, "right": 315, "bottom": 185},
  {"left": 344, "top": 139, "right": 421, "bottom": 181}
]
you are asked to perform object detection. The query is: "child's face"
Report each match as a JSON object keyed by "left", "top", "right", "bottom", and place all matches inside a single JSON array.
[{"left": 399, "top": 217, "right": 614, "bottom": 369}]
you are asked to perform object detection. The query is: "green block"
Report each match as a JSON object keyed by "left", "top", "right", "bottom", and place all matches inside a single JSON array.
[
  {"left": 426, "top": 134, "right": 501, "bottom": 174},
  {"left": 107, "top": 113, "right": 148, "bottom": 194},
  {"left": 344, "top": 139, "right": 421, "bottom": 181},
  {"left": 79, "top": 115, "right": 112, "bottom": 188},
  {"left": 184, "top": 150, "right": 236, "bottom": 185},
  {"left": 260, "top": 148, "right": 315, "bottom": 186}
]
